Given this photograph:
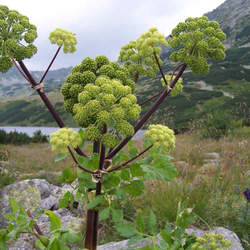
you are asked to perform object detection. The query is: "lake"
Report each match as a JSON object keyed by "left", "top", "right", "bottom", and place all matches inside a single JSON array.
[{"left": 0, "top": 126, "right": 145, "bottom": 140}]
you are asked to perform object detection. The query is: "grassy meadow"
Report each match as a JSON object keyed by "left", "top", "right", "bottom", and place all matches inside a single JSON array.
[{"left": 0, "top": 127, "right": 249, "bottom": 248}]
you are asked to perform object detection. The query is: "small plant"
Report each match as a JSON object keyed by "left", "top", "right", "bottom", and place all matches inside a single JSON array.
[
  {"left": 0, "top": 198, "right": 83, "bottom": 250},
  {"left": 191, "top": 233, "right": 231, "bottom": 250},
  {"left": 0, "top": 4, "right": 227, "bottom": 250}
]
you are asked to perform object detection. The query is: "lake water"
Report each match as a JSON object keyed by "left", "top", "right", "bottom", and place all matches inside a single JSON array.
[{"left": 0, "top": 126, "right": 145, "bottom": 140}]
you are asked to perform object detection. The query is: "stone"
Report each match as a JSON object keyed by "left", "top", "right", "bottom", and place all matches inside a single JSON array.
[
  {"left": 203, "top": 152, "right": 220, "bottom": 160},
  {"left": 98, "top": 226, "right": 244, "bottom": 250},
  {"left": 0, "top": 180, "right": 41, "bottom": 228},
  {"left": 185, "top": 226, "right": 244, "bottom": 250}
]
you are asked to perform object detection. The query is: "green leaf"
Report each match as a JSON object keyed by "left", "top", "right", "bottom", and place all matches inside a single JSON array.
[
  {"left": 115, "top": 222, "right": 138, "bottom": 238},
  {"left": 127, "top": 235, "right": 145, "bottom": 246},
  {"left": 4, "top": 213, "right": 15, "bottom": 221},
  {"left": 85, "top": 195, "right": 104, "bottom": 210},
  {"left": 59, "top": 191, "right": 74, "bottom": 208},
  {"left": 136, "top": 213, "right": 145, "bottom": 233},
  {"left": 99, "top": 207, "right": 110, "bottom": 221},
  {"left": 148, "top": 210, "right": 157, "bottom": 235},
  {"left": 102, "top": 172, "right": 121, "bottom": 189},
  {"left": 59, "top": 168, "right": 77, "bottom": 184},
  {"left": 61, "top": 229, "right": 83, "bottom": 244},
  {"left": 130, "top": 163, "right": 144, "bottom": 177},
  {"left": 35, "top": 240, "right": 46, "bottom": 250},
  {"left": 122, "top": 180, "right": 145, "bottom": 197},
  {"left": 39, "top": 235, "right": 50, "bottom": 247},
  {"left": 160, "top": 229, "right": 172, "bottom": 245},
  {"left": 44, "top": 210, "right": 61, "bottom": 232},
  {"left": 129, "top": 146, "right": 138, "bottom": 157},
  {"left": 112, "top": 209, "right": 123, "bottom": 223},
  {"left": 142, "top": 156, "right": 177, "bottom": 182},
  {"left": 9, "top": 197, "right": 19, "bottom": 214},
  {"left": 120, "top": 169, "right": 130, "bottom": 180},
  {"left": 78, "top": 171, "right": 96, "bottom": 190},
  {"left": 0, "top": 242, "right": 8, "bottom": 250},
  {"left": 55, "top": 153, "right": 68, "bottom": 162}
]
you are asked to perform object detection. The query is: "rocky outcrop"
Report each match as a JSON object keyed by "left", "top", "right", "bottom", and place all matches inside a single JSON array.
[
  {"left": 98, "top": 227, "right": 244, "bottom": 250},
  {"left": 0, "top": 179, "right": 85, "bottom": 249}
]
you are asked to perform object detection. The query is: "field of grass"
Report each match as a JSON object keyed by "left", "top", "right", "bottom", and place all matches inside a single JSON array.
[{"left": 0, "top": 127, "right": 249, "bottom": 248}]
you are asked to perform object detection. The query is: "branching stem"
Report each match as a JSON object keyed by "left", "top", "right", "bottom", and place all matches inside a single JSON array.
[
  {"left": 39, "top": 46, "right": 61, "bottom": 83},
  {"left": 108, "top": 144, "right": 153, "bottom": 172}
]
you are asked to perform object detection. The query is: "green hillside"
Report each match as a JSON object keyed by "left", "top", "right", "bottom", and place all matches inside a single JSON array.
[{"left": 0, "top": 0, "right": 249, "bottom": 130}]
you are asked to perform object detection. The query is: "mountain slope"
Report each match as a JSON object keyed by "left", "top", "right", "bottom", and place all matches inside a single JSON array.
[{"left": 0, "top": 0, "right": 249, "bottom": 129}]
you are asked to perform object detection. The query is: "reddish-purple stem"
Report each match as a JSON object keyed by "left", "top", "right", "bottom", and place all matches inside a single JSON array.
[
  {"left": 39, "top": 46, "right": 61, "bottom": 83},
  {"left": 68, "top": 146, "right": 95, "bottom": 174},
  {"left": 26, "top": 209, "right": 43, "bottom": 235},
  {"left": 170, "top": 63, "right": 184, "bottom": 82},
  {"left": 153, "top": 50, "right": 168, "bottom": 86},
  {"left": 10, "top": 57, "right": 30, "bottom": 82},
  {"left": 139, "top": 89, "right": 164, "bottom": 106},
  {"left": 106, "top": 64, "right": 187, "bottom": 160},
  {"left": 108, "top": 144, "right": 153, "bottom": 172}
]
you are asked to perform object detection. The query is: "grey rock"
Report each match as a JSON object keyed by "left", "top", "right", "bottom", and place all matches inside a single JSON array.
[
  {"left": 98, "top": 227, "right": 244, "bottom": 250},
  {"left": 0, "top": 180, "right": 41, "bottom": 228},
  {"left": 203, "top": 152, "right": 220, "bottom": 159},
  {"left": 186, "top": 227, "right": 244, "bottom": 250}
]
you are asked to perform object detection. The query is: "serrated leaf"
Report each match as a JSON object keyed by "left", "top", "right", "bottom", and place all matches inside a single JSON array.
[
  {"left": 0, "top": 242, "right": 8, "bottom": 250},
  {"left": 99, "top": 207, "right": 110, "bottom": 221},
  {"left": 39, "top": 235, "right": 50, "bottom": 247},
  {"left": 148, "top": 210, "right": 157, "bottom": 235},
  {"left": 102, "top": 172, "right": 121, "bottom": 189},
  {"left": 127, "top": 235, "right": 145, "bottom": 246},
  {"left": 136, "top": 213, "right": 145, "bottom": 233},
  {"left": 61, "top": 229, "right": 83, "bottom": 244},
  {"left": 60, "top": 168, "right": 77, "bottom": 184},
  {"left": 130, "top": 164, "right": 144, "bottom": 177},
  {"left": 59, "top": 191, "right": 74, "bottom": 208},
  {"left": 9, "top": 197, "right": 18, "bottom": 214},
  {"left": 78, "top": 171, "right": 96, "bottom": 189},
  {"left": 160, "top": 229, "right": 172, "bottom": 245},
  {"left": 129, "top": 146, "right": 138, "bottom": 157},
  {"left": 35, "top": 240, "right": 46, "bottom": 250},
  {"left": 4, "top": 213, "right": 15, "bottom": 221},
  {"left": 85, "top": 195, "right": 104, "bottom": 210},
  {"left": 112, "top": 209, "right": 123, "bottom": 223},
  {"left": 55, "top": 153, "right": 68, "bottom": 162},
  {"left": 122, "top": 180, "right": 145, "bottom": 197},
  {"left": 115, "top": 222, "right": 137, "bottom": 238},
  {"left": 120, "top": 169, "right": 130, "bottom": 180},
  {"left": 44, "top": 210, "right": 61, "bottom": 232}
]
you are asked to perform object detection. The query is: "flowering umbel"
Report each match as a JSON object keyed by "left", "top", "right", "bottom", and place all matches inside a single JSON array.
[{"left": 145, "top": 124, "right": 175, "bottom": 153}]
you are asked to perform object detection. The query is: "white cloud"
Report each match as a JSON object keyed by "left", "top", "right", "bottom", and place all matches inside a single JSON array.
[{"left": 1, "top": 0, "right": 225, "bottom": 70}]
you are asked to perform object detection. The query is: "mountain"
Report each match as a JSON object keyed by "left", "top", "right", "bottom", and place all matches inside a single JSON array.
[
  {"left": 0, "top": 0, "right": 249, "bottom": 129},
  {"left": 205, "top": 0, "right": 250, "bottom": 48}
]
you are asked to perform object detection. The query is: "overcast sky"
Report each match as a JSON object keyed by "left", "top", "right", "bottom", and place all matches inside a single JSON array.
[{"left": 2, "top": 0, "right": 225, "bottom": 71}]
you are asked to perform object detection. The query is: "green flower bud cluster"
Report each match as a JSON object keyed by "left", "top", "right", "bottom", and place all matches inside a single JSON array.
[
  {"left": 169, "top": 16, "right": 226, "bottom": 74},
  {"left": 191, "top": 233, "right": 231, "bottom": 250},
  {"left": 61, "top": 55, "right": 136, "bottom": 119},
  {"left": 72, "top": 77, "right": 141, "bottom": 145},
  {"left": 119, "top": 28, "right": 168, "bottom": 78},
  {"left": 0, "top": 5, "right": 37, "bottom": 72},
  {"left": 145, "top": 124, "right": 175, "bottom": 153},
  {"left": 49, "top": 28, "right": 77, "bottom": 53},
  {"left": 49, "top": 128, "right": 82, "bottom": 154},
  {"left": 161, "top": 75, "right": 183, "bottom": 96}
]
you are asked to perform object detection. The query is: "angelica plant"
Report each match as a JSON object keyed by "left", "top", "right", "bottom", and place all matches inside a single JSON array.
[{"left": 0, "top": 5, "right": 227, "bottom": 250}]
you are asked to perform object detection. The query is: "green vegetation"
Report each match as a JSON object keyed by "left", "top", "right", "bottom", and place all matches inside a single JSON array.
[{"left": 0, "top": 129, "right": 48, "bottom": 145}]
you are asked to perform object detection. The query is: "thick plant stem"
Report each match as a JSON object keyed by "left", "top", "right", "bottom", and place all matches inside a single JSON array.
[
  {"left": 85, "top": 140, "right": 103, "bottom": 250},
  {"left": 18, "top": 60, "right": 65, "bottom": 127},
  {"left": 17, "top": 60, "right": 87, "bottom": 157}
]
